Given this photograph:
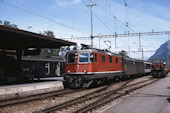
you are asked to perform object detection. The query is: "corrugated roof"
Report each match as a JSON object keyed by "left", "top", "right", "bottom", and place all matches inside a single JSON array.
[
  {"left": 0, "top": 25, "right": 76, "bottom": 49},
  {"left": 21, "top": 56, "right": 65, "bottom": 62}
]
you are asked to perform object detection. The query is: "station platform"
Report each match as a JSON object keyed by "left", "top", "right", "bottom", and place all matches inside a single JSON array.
[
  {"left": 0, "top": 77, "right": 64, "bottom": 101},
  {"left": 103, "top": 75, "right": 170, "bottom": 113}
]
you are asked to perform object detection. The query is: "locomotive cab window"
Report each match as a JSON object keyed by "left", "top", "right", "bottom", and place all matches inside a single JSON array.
[
  {"left": 115, "top": 57, "right": 118, "bottom": 63},
  {"left": 102, "top": 55, "right": 105, "bottom": 62},
  {"left": 160, "top": 65, "right": 163, "bottom": 69},
  {"left": 79, "top": 53, "right": 89, "bottom": 63},
  {"left": 152, "top": 65, "right": 155, "bottom": 69},
  {"left": 109, "top": 56, "right": 112, "bottom": 63},
  {"left": 90, "top": 53, "right": 94, "bottom": 63},
  {"left": 95, "top": 54, "right": 97, "bottom": 62},
  {"left": 67, "top": 54, "right": 75, "bottom": 63}
]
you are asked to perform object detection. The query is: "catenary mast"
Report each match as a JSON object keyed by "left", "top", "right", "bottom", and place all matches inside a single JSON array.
[{"left": 87, "top": 0, "right": 96, "bottom": 48}]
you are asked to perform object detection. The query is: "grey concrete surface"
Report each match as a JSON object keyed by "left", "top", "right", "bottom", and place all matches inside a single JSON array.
[
  {"left": 165, "top": 102, "right": 170, "bottom": 113},
  {"left": 103, "top": 76, "right": 170, "bottom": 113},
  {"left": 0, "top": 81, "right": 64, "bottom": 101}
]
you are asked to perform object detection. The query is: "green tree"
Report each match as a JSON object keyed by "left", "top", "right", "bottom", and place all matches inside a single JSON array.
[
  {"left": 1, "top": 20, "right": 18, "bottom": 29},
  {"left": 38, "top": 30, "right": 60, "bottom": 58},
  {"left": 43, "top": 30, "right": 55, "bottom": 38}
]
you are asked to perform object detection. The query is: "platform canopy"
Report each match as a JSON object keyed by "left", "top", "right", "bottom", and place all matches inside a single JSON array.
[{"left": 0, "top": 25, "right": 76, "bottom": 50}]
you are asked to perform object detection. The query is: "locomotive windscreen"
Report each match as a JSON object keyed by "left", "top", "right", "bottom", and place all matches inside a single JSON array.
[
  {"left": 79, "top": 53, "right": 89, "bottom": 63},
  {"left": 67, "top": 54, "right": 75, "bottom": 63}
]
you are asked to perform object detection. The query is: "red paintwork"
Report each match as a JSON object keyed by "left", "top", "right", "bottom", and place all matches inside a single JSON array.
[
  {"left": 65, "top": 50, "right": 122, "bottom": 74},
  {"left": 151, "top": 63, "right": 166, "bottom": 70}
]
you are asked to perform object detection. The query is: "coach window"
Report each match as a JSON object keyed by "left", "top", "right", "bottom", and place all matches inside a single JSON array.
[
  {"left": 115, "top": 57, "right": 118, "bottom": 63},
  {"left": 95, "top": 54, "right": 97, "bottom": 62},
  {"left": 67, "top": 54, "right": 75, "bottom": 63},
  {"left": 146, "top": 64, "right": 151, "bottom": 69},
  {"left": 79, "top": 53, "right": 89, "bottom": 63},
  {"left": 109, "top": 56, "right": 112, "bottom": 63},
  {"left": 102, "top": 55, "right": 105, "bottom": 62},
  {"left": 90, "top": 53, "right": 94, "bottom": 62},
  {"left": 45, "top": 62, "right": 50, "bottom": 74}
]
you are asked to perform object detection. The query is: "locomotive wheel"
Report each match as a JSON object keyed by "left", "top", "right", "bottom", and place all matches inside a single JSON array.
[
  {"left": 72, "top": 78, "right": 83, "bottom": 88},
  {"left": 115, "top": 76, "right": 120, "bottom": 82}
]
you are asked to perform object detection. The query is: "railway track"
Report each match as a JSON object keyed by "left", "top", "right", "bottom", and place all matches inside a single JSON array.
[
  {"left": 0, "top": 84, "right": 110, "bottom": 113},
  {"left": 76, "top": 79, "right": 159, "bottom": 113},
  {"left": 0, "top": 76, "right": 158, "bottom": 113},
  {"left": 0, "top": 88, "right": 83, "bottom": 108},
  {"left": 39, "top": 82, "right": 117, "bottom": 113},
  {"left": 40, "top": 77, "right": 159, "bottom": 113}
]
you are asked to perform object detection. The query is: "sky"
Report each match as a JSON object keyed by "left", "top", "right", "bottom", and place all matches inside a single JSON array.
[{"left": 1, "top": 0, "right": 170, "bottom": 60}]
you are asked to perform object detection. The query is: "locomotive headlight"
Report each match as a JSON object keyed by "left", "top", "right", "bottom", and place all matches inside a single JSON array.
[
  {"left": 67, "top": 70, "right": 70, "bottom": 73},
  {"left": 83, "top": 70, "right": 87, "bottom": 73}
]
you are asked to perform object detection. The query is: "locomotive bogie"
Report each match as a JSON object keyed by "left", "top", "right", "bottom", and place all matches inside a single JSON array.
[{"left": 151, "top": 70, "right": 166, "bottom": 78}]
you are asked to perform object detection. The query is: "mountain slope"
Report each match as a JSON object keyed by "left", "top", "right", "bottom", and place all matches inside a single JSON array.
[{"left": 148, "top": 41, "right": 168, "bottom": 62}]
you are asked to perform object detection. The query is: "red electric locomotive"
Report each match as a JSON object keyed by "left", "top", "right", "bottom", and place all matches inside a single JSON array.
[
  {"left": 64, "top": 47, "right": 150, "bottom": 88},
  {"left": 150, "top": 59, "right": 168, "bottom": 78},
  {"left": 64, "top": 48, "right": 123, "bottom": 88}
]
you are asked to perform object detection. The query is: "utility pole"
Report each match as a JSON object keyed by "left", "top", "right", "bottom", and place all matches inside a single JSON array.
[
  {"left": 142, "top": 48, "right": 144, "bottom": 60},
  {"left": 128, "top": 46, "right": 130, "bottom": 57},
  {"left": 138, "top": 33, "right": 141, "bottom": 51},
  {"left": 87, "top": 0, "right": 96, "bottom": 48},
  {"left": 115, "top": 32, "right": 117, "bottom": 52},
  {"left": 99, "top": 33, "right": 101, "bottom": 49}
]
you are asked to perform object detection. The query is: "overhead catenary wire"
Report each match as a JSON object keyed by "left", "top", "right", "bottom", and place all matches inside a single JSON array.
[
  {"left": 95, "top": 2, "right": 136, "bottom": 33},
  {"left": 122, "top": 0, "right": 165, "bottom": 55},
  {"left": 82, "top": 1, "right": 130, "bottom": 52},
  {"left": 1, "top": 0, "right": 89, "bottom": 35},
  {"left": 124, "top": 0, "right": 156, "bottom": 32},
  {"left": 82, "top": 0, "right": 115, "bottom": 34},
  {"left": 95, "top": 0, "right": 159, "bottom": 53},
  {"left": 124, "top": 0, "right": 128, "bottom": 27}
]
